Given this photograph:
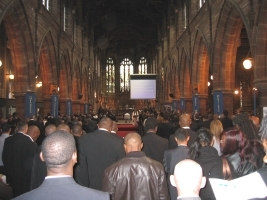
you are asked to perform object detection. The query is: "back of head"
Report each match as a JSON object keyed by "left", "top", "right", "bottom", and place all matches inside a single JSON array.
[
  {"left": 179, "top": 113, "right": 191, "bottom": 127},
  {"left": 232, "top": 113, "right": 257, "bottom": 140},
  {"left": 42, "top": 130, "right": 76, "bottom": 171},
  {"left": 188, "top": 128, "right": 213, "bottom": 159},
  {"left": 72, "top": 124, "right": 82, "bottom": 136},
  {"left": 1, "top": 124, "right": 11, "bottom": 133},
  {"left": 45, "top": 124, "right": 57, "bottom": 136},
  {"left": 171, "top": 159, "right": 205, "bottom": 196},
  {"left": 111, "top": 121, "right": 118, "bottom": 133},
  {"left": 98, "top": 117, "right": 113, "bottom": 131},
  {"left": 17, "top": 121, "right": 28, "bottom": 133},
  {"left": 220, "top": 128, "right": 245, "bottom": 156},
  {"left": 174, "top": 128, "right": 189, "bottom": 142},
  {"left": 144, "top": 117, "right": 158, "bottom": 132},
  {"left": 124, "top": 132, "right": 143, "bottom": 153},
  {"left": 57, "top": 123, "right": 71, "bottom": 133},
  {"left": 27, "top": 125, "right": 40, "bottom": 142},
  {"left": 223, "top": 110, "right": 228, "bottom": 117},
  {"left": 210, "top": 119, "right": 223, "bottom": 139}
]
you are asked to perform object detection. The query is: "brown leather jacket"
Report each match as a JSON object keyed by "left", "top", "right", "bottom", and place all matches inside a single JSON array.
[{"left": 102, "top": 151, "right": 170, "bottom": 200}]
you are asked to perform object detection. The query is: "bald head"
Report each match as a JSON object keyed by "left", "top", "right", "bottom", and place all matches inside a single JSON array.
[
  {"left": 98, "top": 117, "right": 113, "bottom": 132},
  {"left": 124, "top": 132, "right": 143, "bottom": 153},
  {"left": 179, "top": 114, "right": 192, "bottom": 127},
  {"left": 170, "top": 159, "right": 206, "bottom": 196},
  {"left": 57, "top": 124, "right": 71, "bottom": 133},
  {"left": 71, "top": 124, "right": 83, "bottom": 137},
  {"left": 111, "top": 121, "right": 118, "bottom": 134},
  {"left": 27, "top": 125, "right": 40, "bottom": 142},
  {"left": 45, "top": 124, "right": 56, "bottom": 136}
]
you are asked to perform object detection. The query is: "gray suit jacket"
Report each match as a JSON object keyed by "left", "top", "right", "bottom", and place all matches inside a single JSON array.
[{"left": 13, "top": 177, "right": 110, "bottom": 200}]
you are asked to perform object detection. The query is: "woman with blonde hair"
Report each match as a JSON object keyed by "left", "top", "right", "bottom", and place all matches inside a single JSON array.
[{"left": 210, "top": 119, "right": 223, "bottom": 156}]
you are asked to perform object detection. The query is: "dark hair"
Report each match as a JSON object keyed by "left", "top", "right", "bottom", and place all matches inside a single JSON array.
[
  {"left": 239, "top": 140, "right": 265, "bottom": 170},
  {"left": 174, "top": 128, "right": 188, "bottom": 142},
  {"left": 220, "top": 128, "right": 246, "bottom": 156},
  {"left": 223, "top": 110, "right": 228, "bottom": 117},
  {"left": 42, "top": 130, "right": 76, "bottom": 169},
  {"left": 259, "top": 116, "right": 267, "bottom": 141},
  {"left": 144, "top": 117, "right": 158, "bottom": 132},
  {"left": 188, "top": 128, "right": 213, "bottom": 159},
  {"left": 72, "top": 124, "right": 82, "bottom": 134},
  {"left": 17, "top": 121, "right": 28, "bottom": 132},
  {"left": 232, "top": 113, "right": 258, "bottom": 140},
  {"left": 1, "top": 124, "right": 11, "bottom": 132}
]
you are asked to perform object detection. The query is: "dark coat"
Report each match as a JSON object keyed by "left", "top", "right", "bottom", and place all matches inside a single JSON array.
[
  {"left": 169, "top": 128, "right": 197, "bottom": 149},
  {"left": 142, "top": 132, "right": 168, "bottom": 165},
  {"left": 2, "top": 133, "right": 25, "bottom": 186},
  {"left": 220, "top": 117, "right": 233, "bottom": 130},
  {"left": 77, "top": 129, "right": 125, "bottom": 190},
  {"left": 197, "top": 120, "right": 211, "bottom": 130},
  {"left": 12, "top": 134, "right": 38, "bottom": 196},
  {"left": 102, "top": 151, "right": 169, "bottom": 200},
  {"left": 13, "top": 177, "right": 109, "bottom": 200},
  {"left": 194, "top": 146, "right": 223, "bottom": 200},
  {"left": 157, "top": 122, "right": 174, "bottom": 139},
  {"left": 163, "top": 145, "right": 189, "bottom": 200}
]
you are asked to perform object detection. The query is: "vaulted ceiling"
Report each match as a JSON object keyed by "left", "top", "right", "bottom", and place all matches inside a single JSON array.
[{"left": 82, "top": 0, "right": 168, "bottom": 60}]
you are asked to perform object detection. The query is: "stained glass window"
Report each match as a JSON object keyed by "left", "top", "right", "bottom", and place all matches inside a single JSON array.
[
  {"left": 106, "top": 58, "right": 115, "bottom": 93},
  {"left": 138, "top": 57, "right": 147, "bottom": 74},
  {"left": 42, "top": 0, "right": 50, "bottom": 10},
  {"left": 120, "top": 58, "right": 133, "bottom": 92}
]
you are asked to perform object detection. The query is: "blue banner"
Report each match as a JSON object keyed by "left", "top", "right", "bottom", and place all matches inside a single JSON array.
[
  {"left": 172, "top": 100, "right": 178, "bottom": 111},
  {"left": 180, "top": 98, "right": 185, "bottom": 111},
  {"left": 84, "top": 104, "right": 89, "bottom": 114},
  {"left": 192, "top": 95, "right": 200, "bottom": 113},
  {"left": 25, "top": 92, "right": 36, "bottom": 118},
  {"left": 66, "top": 100, "right": 72, "bottom": 116},
  {"left": 51, "top": 95, "right": 59, "bottom": 118},
  {"left": 213, "top": 91, "right": 224, "bottom": 115}
]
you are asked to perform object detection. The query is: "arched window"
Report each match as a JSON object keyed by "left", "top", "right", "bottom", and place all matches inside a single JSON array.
[
  {"left": 106, "top": 58, "right": 115, "bottom": 93},
  {"left": 42, "top": 0, "right": 50, "bottom": 10},
  {"left": 120, "top": 58, "right": 133, "bottom": 92},
  {"left": 199, "top": 0, "right": 206, "bottom": 8},
  {"left": 138, "top": 57, "right": 147, "bottom": 74}
]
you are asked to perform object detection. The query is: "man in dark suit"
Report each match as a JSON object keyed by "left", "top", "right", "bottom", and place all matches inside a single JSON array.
[
  {"left": 220, "top": 109, "right": 233, "bottom": 130},
  {"left": 170, "top": 159, "right": 206, "bottom": 200},
  {"left": 12, "top": 125, "right": 40, "bottom": 196},
  {"left": 2, "top": 122, "right": 29, "bottom": 188},
  {"left": 190, "top": 113, "right": 201, "bottom": 132},
  {"left": 142, "top": 117, "right": 168, "bottom": 165},
  {"left": 197, "top": 115, "right": 211, "bottom": 130},
  {"left": 169, "top": 114, "right": 197, "bottom": 149},
  {"left": 164, "top": 128, "right": 190, "bottom": 200},
  {"left": 111, "top": 121, "right": 123, "bottom": 140},
  {"left": 77, "top": 117, "right": 125, "bottom": 190},
  {"left": 14, "top": 130, "right": 109, "bottom": 200}
]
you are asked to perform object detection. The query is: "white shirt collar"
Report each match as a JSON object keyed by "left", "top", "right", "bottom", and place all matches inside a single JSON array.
[
  {"left": 98, "top": 128, "right": 108, "bottom": 132},
  {"left": 45, "top": 175, "right": 71, "bottom": 179},
  {"left": 177, "top": 194, "right": 199, "bottom": 199}
]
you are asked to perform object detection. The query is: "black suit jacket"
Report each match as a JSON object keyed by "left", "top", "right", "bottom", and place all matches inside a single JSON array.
[
  {"left": 164, "top": 146, "right": 189, "bottom": 200},
  {"left": 2, "top": 133, "right": 25, "bottom": 186},
  {"left": 77, "top": 129, "right": 125, "bottom": 190},
  {"left": 13, "top": 177, "right": 109, "bottom": 200},
  {"left": 142, "top": 132, "right": 168, "bottom": 165},
  {"left": 12, "top": 134, "right": 38, "bottom": 196},
  {"left": 169, "top": 128, "right": 197, "bottom": 149},
  {"left": 220, "top": 117, "right": 233, "bottom": 130}
]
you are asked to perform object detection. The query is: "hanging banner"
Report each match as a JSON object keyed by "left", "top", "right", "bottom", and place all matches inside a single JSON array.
[
  {"left": 84, "top": 104, "right": 89, "bottom": 114},
  {"left": 25, "top": 92, "right": 36, "bottom": 118},
  {"left": 213, "top": 91, "right": 224, "bottom": 115},
  {"left": 172, "top": 100, "right": 178, "bottom": 111},
  {"left": 66, "top": 100, "right": 72, "bottom": 116},
  {"left": 180, "top": 98, "right": 186, "bottom": 111},
  {"left": 192, "top": 95, "right": 200, "bottom": 113},
  {"left": 51, "top": 95, "right": 59, "bottom": 118}
]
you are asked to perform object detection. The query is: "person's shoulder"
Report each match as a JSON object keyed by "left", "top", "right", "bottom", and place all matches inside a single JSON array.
[{"left": 75, "top": 185, "right": 110, "bottom": 199}]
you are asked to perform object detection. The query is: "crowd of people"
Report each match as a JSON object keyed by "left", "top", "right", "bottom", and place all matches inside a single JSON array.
[{"left": 0, "top": 107, "right": 266, "bottom": 200}]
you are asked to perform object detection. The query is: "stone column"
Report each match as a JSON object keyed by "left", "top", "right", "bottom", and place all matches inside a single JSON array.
[
  {"left": 59, "top": 98, "right": 68, "bottom": 116},
  {"left": 255, "top": 79, "right": 267, "bottom": 118}
]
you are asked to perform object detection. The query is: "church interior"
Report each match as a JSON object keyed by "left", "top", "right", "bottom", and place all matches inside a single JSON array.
[{"left": 0, "top": 0, "right": 266, "bottom": 119}]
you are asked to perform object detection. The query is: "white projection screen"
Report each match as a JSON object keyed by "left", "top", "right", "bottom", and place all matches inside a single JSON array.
[{"left": 130, "top": 74, "right": 157, "bottom": 99}]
